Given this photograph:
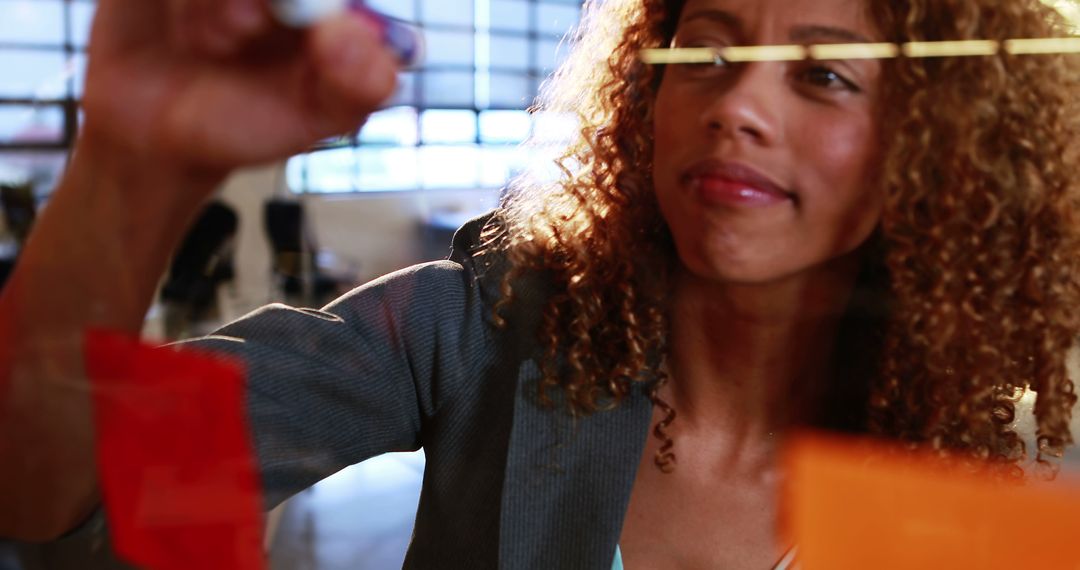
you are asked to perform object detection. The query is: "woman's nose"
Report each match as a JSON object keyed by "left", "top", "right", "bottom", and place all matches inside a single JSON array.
[{"left": 701, "top": 63, "right": 784, "bottom": 146}]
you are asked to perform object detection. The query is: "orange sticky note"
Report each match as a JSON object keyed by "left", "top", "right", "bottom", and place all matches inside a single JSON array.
[
  {"left": 85, "top": 329, "right": 265, "bottom": 570},
  {"left": 784, "top": 434, "right": 1080, "bottom": 569}
]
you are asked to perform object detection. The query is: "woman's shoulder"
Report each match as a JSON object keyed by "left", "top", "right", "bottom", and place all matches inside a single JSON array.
[
  {"left": 446, "top": 210, "right": 508, "bottom": 284},
  {"left": 446, "top": 210, "right": 554, "bottom": 312}
]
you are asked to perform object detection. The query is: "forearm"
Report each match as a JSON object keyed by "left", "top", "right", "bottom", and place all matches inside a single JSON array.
[
  {"left": 0, "top": 0, "right": 396, "bottom": 537},
  {"left": 0, "top": 126, "right": 226, "bottom": 541}
]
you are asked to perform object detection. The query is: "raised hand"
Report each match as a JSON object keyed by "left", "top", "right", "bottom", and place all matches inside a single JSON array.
[
  {"left": 82, "top": 0, "right": 401, "bottom": 174},
  {"left": 0, "top": 2, "right": 410, "bottom": 541}
]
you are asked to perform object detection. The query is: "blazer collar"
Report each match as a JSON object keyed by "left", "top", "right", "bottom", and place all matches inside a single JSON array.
[{"left": 498, "top": 363, "right": 654, "bottom": 569}]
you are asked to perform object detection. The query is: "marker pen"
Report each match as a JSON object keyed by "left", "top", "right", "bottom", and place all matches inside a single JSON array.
[{"left": 269, "top": 0, "right": 424, "bottom": 66}]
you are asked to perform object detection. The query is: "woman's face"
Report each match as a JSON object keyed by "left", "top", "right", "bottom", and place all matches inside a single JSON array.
[{"left": 652, "top": 0, "right": 885, "bottom": 284}]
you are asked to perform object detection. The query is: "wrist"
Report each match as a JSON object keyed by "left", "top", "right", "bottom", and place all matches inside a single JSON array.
[
  {"left": 14, "top": 125, "right": 234, "bottom": 332},
  {"left": 57, "top": 126, "right": 231, "bottom": 279},
  {"left": 72, "top": 122, "right": 231, "bottom": 204}
]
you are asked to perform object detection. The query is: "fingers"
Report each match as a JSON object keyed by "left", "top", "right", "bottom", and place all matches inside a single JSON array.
[
  {"left": 305, "top": 13, "right": 400, "bottom": 139},
  {"left": 169, "top": 0, "right": 273, "bottom": 56},
  {"left": 224, "top": 0, "right": 268, "bottom": 37}
]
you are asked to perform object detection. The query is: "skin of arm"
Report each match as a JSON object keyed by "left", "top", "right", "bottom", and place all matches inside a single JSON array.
[
  {"left": 0, "top": 130, "right": 224, "bottom": 541},
  {"left": 0, "top": 0, "right": 399, "bottom": 540}
]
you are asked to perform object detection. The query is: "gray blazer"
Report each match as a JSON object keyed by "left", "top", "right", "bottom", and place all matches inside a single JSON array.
[{"left": 15, "top": 214, "right": 658, "bottom": 570}]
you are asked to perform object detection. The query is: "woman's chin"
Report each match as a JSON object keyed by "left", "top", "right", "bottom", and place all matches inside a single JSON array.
[{"left": 676, "top": 250, "right": 792, "bottom": 286}]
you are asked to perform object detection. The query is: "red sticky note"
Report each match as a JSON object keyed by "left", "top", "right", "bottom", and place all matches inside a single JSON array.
[
  {"left": 783, "top": 433, "right": 1080, "bottom": 569},
  {"left": 85, "top": 329, "right": 265, "bottom": 570}
]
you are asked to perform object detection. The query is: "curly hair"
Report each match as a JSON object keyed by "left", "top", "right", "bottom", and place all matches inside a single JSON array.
[{"left": 483, "top": 0, "right": 1080, "bottom": 473}]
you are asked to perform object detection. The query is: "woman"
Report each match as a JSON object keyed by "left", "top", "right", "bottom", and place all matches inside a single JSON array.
[
  {"left": 1, "top": 0, "right": 1078, "bottom": 568},
  {"left": 493, "top": 0, "right": 1080, "bottom": 566}
]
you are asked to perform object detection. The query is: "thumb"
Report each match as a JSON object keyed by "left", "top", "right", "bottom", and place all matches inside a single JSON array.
[{"left": 306, "top": 13, "right": 399, "bottom": 138}]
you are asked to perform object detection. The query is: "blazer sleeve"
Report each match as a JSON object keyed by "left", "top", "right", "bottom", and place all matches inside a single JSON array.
[
  {"left": 8, "top": 215, "right": 501, "bottom": 566},
  {"left": 179, "top": 255, "right": 493, "bottom": 510}
]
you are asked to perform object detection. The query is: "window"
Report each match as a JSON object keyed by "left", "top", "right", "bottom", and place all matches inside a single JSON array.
[
  {"left": 0, "top": 0, "right": 92, "bottom": 194},
  {"left": 286, "top": 0, "right": 585, "bottom": 194},
  {"left": 16, "top": 0, "right": 1074, "bottom": 195}
]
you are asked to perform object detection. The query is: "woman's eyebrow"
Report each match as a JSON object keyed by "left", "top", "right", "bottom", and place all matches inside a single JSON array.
[
  {"left": 789, "top": 25, "right": 874, "bottom": 45},
  {"left": 681, "top": 9, "right": 741, "bottom": 31},
  {"left": 682, "top": 10, "right": 874, "bottom": 46}
]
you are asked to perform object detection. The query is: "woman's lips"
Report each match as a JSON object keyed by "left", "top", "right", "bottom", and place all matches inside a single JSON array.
[
  {"left": 695, "top": 177, "right": 791, "bottom": 207},
  {"left": 681, "top": 160, "right": 794, "bottom": 208}
]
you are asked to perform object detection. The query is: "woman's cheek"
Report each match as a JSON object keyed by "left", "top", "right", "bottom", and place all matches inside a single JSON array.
[{"left": 795, "top": 112, "right": 883, "bottom": 246}]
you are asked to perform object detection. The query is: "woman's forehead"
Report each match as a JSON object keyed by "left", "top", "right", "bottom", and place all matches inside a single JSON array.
[{"left": 676, "top": 0, "right": 878, "bottom": 41}]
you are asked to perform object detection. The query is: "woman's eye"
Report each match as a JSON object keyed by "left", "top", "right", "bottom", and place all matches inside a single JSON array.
[
  {"left": 671, "top": 42, "right": 729, "bottom": 75},
  {"left": 685, "top": 57, "right": 726, "bottom": 72},
  {"left": 676, "top": 56, "right": 728, "bottom": 78},
  {"left": 799, "top": 66, "right": 860, "bottom": 92}
]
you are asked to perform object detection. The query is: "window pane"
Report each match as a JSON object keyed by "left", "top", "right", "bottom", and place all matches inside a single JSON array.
[
  {"left": 488, "top": 73, "right": 533, "bottom": 108},
  {"left": 286, "top": 0, "right": 586, "bottom": 194},
  {"left": 422, "top": 29, "right": 474, "bottom": 66},
  {"left": 390, "top": 71, "right": 418, "bottom": 106},
  {"left": 479, "top": 110, "right": 530, "bottom": 144},
  {"left": 288, "top": 147, "right": 424, "bottom": 193},
  {"left": 364, "top": 0, "right": 417, "bottom": 22},
  {"left": 302, "top": 147, "right": 357, "bottom": 193},
  {"left": 0, "top": 104, "right": 64, "bottom": 144},
  {"left": 479, "top": 144, "right": 529, "bottom": 188},
  {"left": 70, "top": 1, "right": 97, "bottom": 48},
  {"left": 357, "top": 147, "right": 420, "bottom": 191},
  {"left": 488, "top": 35, "right": 529, "bottom": 71},
  {"left": 532, "top": 111, "right": 578, "bottom": 144},
  {"left": 536, "top": 3, "right": 580, "bottom": 37},
  {"left": 360, "top": 107, "right": 419, "bottom": 146},
  {"left": 0, "top": 150, "right": 67, "bottom": 197},
  {"left": 421, "top": 0, "right": 474, "bottom": 27},
  {"left": 420, "top": 145, "right": 480, "bottom": 189},
  {"left": 0, "top": 0, "right": 64, "bottom": 45},
  {"left": 285, "top": 154, "right": 308, "bottom": 192},
  {"left": 0, "top": 50, "right": 68, "bottom": 98},
  {"left": 489, "top": 0, "right": 529, "bottom": 32},
  {"left": 72, "top": 52, "right": 88, "bottom": 97},
  {"left": 535, "top": 38, "right": 567, "bottom": 75},
  {"left": 420, "top": 109, "right": 477, "bottom": 144},
  {"left": 421, "top": 71, "right": 474, "bottom": 107}
]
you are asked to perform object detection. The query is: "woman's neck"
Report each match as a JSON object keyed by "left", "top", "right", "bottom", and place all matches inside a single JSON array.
[{"left": 663, "top": 253, "right": 863, "bottom": 471}]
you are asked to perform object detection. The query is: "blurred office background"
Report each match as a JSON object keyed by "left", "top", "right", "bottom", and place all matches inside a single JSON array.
[
  {"left": 0, "top": 1, "right": 584, "bottom": 568},
  {"left": 0, "top": 0, "right": 584, "bottom": 325},
  {"left": 2, "top": 1, "right": 1080, "bottom": 569}
]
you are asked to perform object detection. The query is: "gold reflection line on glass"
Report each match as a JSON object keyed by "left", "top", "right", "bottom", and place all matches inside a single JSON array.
[
  {"left": 901, "top": 40, "right": 1000, "bottom": 57},
  {"left": 808, "top": 43, "right": 900, "bottom": 60},
  {"left": 639, "top": 47, "right": 717, "bottom": 65},
  {"left": 720, "top": 44, "right": 807, "bottom": 62},
  {"left": 641, "top": 38, "right": 1080, "bottom": 65},
  {"left": 1004, "top": 37, "right": 1080, "bottom": 54}
]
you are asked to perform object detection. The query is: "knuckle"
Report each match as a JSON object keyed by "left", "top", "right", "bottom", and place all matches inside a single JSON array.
[
  {"left": 197, "top": 24, "right": 238, "bottom": 56},
  {"left": 348, "top": 59, "right": 398, "bottom": 109},
  {"left": 224, "top": 0, "right": 267, "bottom": 38},
  {"left": 369, "top": 60, "right": 398, "bottom": 104},
  {"left": 184, "top": 0, "right": 252, "bottom": 57}
]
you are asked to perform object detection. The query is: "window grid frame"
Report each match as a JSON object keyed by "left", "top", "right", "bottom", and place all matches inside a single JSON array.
[
  {"left": 0, "top": 0, "right": 581, "bottom": 190},
  {"left": 0, "top": 0, "right": 85, "bottom": 152},
  {"left": 293, "top": 0, "right": 582, "bottom": 193}
]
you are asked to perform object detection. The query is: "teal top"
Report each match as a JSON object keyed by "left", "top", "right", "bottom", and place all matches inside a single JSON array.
[{"left": 612, "top": 545, "right": 623, "bottom": 570}]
